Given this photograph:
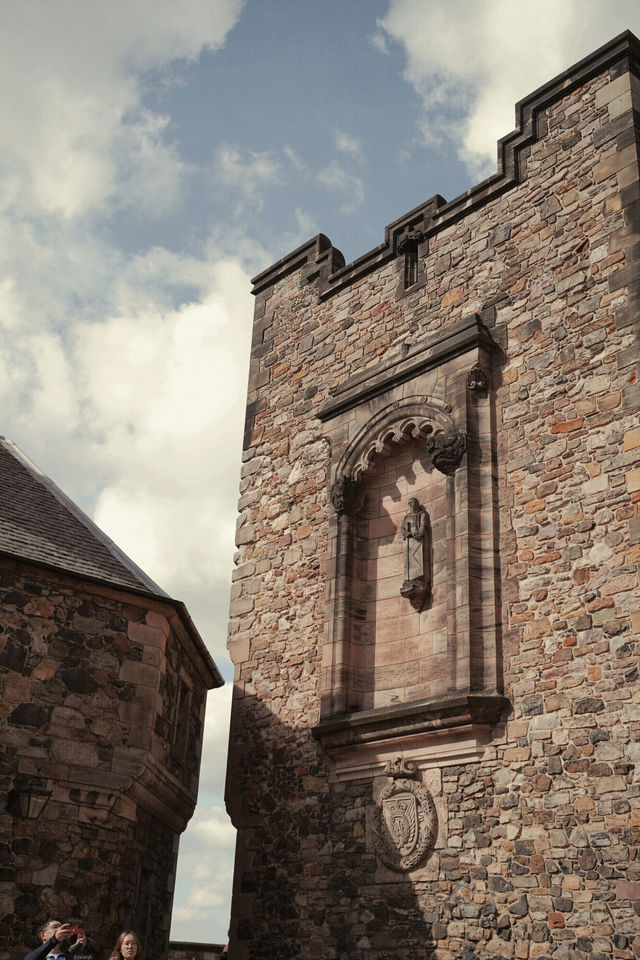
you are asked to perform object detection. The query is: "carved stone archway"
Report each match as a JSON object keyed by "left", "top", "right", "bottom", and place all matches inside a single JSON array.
[
  {"left": 313, "top": 315, "right": 507, "bottom": 778},
  {"left": 325, "top": 397, "right": 467, "bottom": 718}
]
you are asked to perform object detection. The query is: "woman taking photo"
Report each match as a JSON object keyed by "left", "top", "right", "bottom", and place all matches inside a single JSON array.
[{"left": 109, "top": 932, "right": 141, "bottom": 960}]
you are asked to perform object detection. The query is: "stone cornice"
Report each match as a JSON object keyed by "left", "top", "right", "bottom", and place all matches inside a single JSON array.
[
  {"left": 37, "top": 749, "right": 198, "bottom": 833},
  {"left": 251, "top": 30, "right": 640, "bottom": 302},
  {"left": 127, "top": 751, "right": 199, "bottom": 833},
  {"left": 318, "top": 313, "right": 500, "bottom": 421},
  {"left": 251, "top": 233, "right": 345, "bottom": 297},
  {"left": 312, "top": 692, "right": 510, "bottom": 752}
]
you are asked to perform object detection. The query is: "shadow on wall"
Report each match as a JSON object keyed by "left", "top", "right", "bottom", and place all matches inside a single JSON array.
[
  {"left": 4, "top": 789, "right": 176, "bottom": 960},
  {"left": 226, "top": 689, "right": 451, "bottom": 960}
]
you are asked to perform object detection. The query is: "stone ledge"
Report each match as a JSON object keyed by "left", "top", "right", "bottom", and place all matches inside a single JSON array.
[
  {"left": 127, "top": 750, "right": 198, "bottom": 833},
  {"left": 313, "top": 691, "right": 510, "bottom": 751}
]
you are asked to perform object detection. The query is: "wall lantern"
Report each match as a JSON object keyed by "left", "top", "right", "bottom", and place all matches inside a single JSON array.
[{"left": 7, "top": 767, "right": 52, "bottom": 819}]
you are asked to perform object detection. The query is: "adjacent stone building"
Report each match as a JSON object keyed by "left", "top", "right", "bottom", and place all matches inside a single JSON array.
[
  {"left": 225, "top": 31, "right": 640, "bottom": 960},
  {"left": 0, "top": 437, "right": 223, "bottom": 960}
]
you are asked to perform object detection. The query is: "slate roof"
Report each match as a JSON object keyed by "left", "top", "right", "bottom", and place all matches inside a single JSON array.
[
  {"left": 0, "top": 437, "right": 223, "bottom": 687},
  {"left": 0, "top": 436, "right": 169, "bottom": 596}
]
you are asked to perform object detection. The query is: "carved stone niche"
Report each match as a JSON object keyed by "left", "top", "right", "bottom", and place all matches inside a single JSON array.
[{"left": 313, "top": 314, "right": 508, "bottom": 781}]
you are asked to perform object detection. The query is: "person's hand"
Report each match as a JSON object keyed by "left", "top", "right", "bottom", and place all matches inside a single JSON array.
[{"left": 55, "top": 926, "right": 74, "bottom": 943}]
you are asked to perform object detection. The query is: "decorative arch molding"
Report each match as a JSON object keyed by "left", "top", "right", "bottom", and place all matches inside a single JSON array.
[{"left": 335, "top": 396, "right": 458, "bottom": 486}]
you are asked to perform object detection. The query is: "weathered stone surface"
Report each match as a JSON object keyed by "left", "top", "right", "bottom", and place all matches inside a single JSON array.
[
  {"left": 226, "top": 36, "right": 640, "bottom": 960},
  {"left": 0, "top": 558, "right": 216, "bottom": 960},
  {"left": 60, "top": 666, "right": 99, "bottom": 694},
  {"left": 7, "top": 703, "right": 48, "bottom": 728}
]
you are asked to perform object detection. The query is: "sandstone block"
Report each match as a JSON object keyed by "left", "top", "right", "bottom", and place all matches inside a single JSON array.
[
  {"left": 594, "top": 73, "right": 632, "bottom": 109},
  {"left": 127, "top": 620, "right": 167, "bottom": 651},
  {"left": 119, "top": 660, "right": 159, "bottom": 688},
  {"left": 145, "top": 610, "right": 170, "bottom": 634}
]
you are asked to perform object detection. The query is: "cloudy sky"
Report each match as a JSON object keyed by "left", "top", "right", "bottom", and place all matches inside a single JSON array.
[{"left": 2, "top": 0, "right": 638, "bottom": 945}]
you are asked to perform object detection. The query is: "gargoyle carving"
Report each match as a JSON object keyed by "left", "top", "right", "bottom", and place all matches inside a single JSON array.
[
  {"left": 467, "top": 365, "right": 489, "bottom": 392},
  {"left": 330, "top": 475, "right": 363, "bottom": 516},
  {"left": 425, "top": 429, "right": 467, "bottom": 474}
]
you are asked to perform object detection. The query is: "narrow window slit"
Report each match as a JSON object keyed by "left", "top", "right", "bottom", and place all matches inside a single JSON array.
[{"left": 404, "top": 243, "right": 418, "bottom": 288}]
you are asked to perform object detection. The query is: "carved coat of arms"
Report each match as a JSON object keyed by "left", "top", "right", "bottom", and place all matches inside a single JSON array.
[{"left": 373, "top": 760, "right": 437, "bottom": 872}]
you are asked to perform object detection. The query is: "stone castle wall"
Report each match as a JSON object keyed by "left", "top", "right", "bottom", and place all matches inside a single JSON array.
[
  {"left": 0, "top": 558, "right": 211, "bottom": 960},
  {"left": 226, "top": 34, "right": 640, "bottom": 960}
]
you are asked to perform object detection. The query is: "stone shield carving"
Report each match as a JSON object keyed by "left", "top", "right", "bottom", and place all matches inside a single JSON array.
[{"left": 373, "top": 777, "right": 437, "bottom": 872}]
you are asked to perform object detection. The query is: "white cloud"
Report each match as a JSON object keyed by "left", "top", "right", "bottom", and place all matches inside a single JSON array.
[
  {"left": 0, "top": 0, "right": 244, "bottom": 218},
  {"left": 334, "top": 128, "right": 366, "bottom": 166},
  {"left": 0, "top": 235, "right": 253, "bottom": 666},
  {"left": 316, "top": 129, "right": 367, "bottom": 215},
  {"left": 171, "top": 684, "right": 236, "bottom": 942},
  {"left": 318, "top": 159, "right": 365, "bottom": 215},
  {"left": 291, "top": 207, "right": 317, "bottom": 236},
  {"left": 78, "top": 257, "right": 253, "bottom": 643},
  {"left": 0, "top": 0, "right": 253, "bottom": 525},
  {"left": 377, "top": 0, "right": 640, "bottom": 178},
  {"left": 114, "top": 109, "right": 189, "bottom": 217},
  {"left": 275, "top": 207, "right": 319, "bottom": 255},
  {"left": 214, "top": 144, "right": 283, "bottom": 213},
  {"left": 213, "top": 143, "right": 323, "bottom": 220},
  {"left": 198, "top": 683, "right": 236, "bottom": 797},
  {"left": 28, "top": 332, "right": 81, "bottom": 432},
  {"left": 171, "top": 808, "right": 236, "bottom": 934},
  {"left": 369, "top": 30, "right": 390, "bottom": 55},
  {"left": 191, "top": 810, "right": 237, "bottom": 849},
  {"left": 283, "top": 145, "right": 307, "bottom": 172},
  {"left": 0, "top": 2, "right": 249, "bottom": 938},
  {"left": 213, "top": 133, "right": 369, "bottom": 225}
]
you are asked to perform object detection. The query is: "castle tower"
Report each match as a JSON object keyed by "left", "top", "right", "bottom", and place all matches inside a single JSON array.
[
  {"left": 0, "top": 438, "right": 222, "bottom": 960},
  {"left": 226, "top": 32, "right": 640, "bottom": 960}
]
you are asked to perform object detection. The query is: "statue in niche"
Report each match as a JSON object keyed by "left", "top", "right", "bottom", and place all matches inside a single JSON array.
[{"left": 400, "top": 498, "right": 431, "bottom": 610}]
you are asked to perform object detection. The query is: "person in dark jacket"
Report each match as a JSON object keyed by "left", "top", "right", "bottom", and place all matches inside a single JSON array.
[{"left": 24, "top": 920, "right": 88, "bottom": 960}]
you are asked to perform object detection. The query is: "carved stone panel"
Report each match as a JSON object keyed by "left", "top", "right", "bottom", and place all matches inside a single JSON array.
[{"left": 372, "top": 758, "right": 437, "bottom": 872}]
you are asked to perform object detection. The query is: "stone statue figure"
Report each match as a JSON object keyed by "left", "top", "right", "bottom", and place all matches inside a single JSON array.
[{"left": 400, "top": 498, "right": 431, "bottom": 610}]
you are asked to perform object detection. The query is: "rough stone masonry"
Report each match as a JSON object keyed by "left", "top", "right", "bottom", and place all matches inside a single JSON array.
[
  {"left": 0, "top": 438, "right": 222, "bottom": 960},
  {"left": 225, "top": 31, "right": 640, "bottom": 960}
]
